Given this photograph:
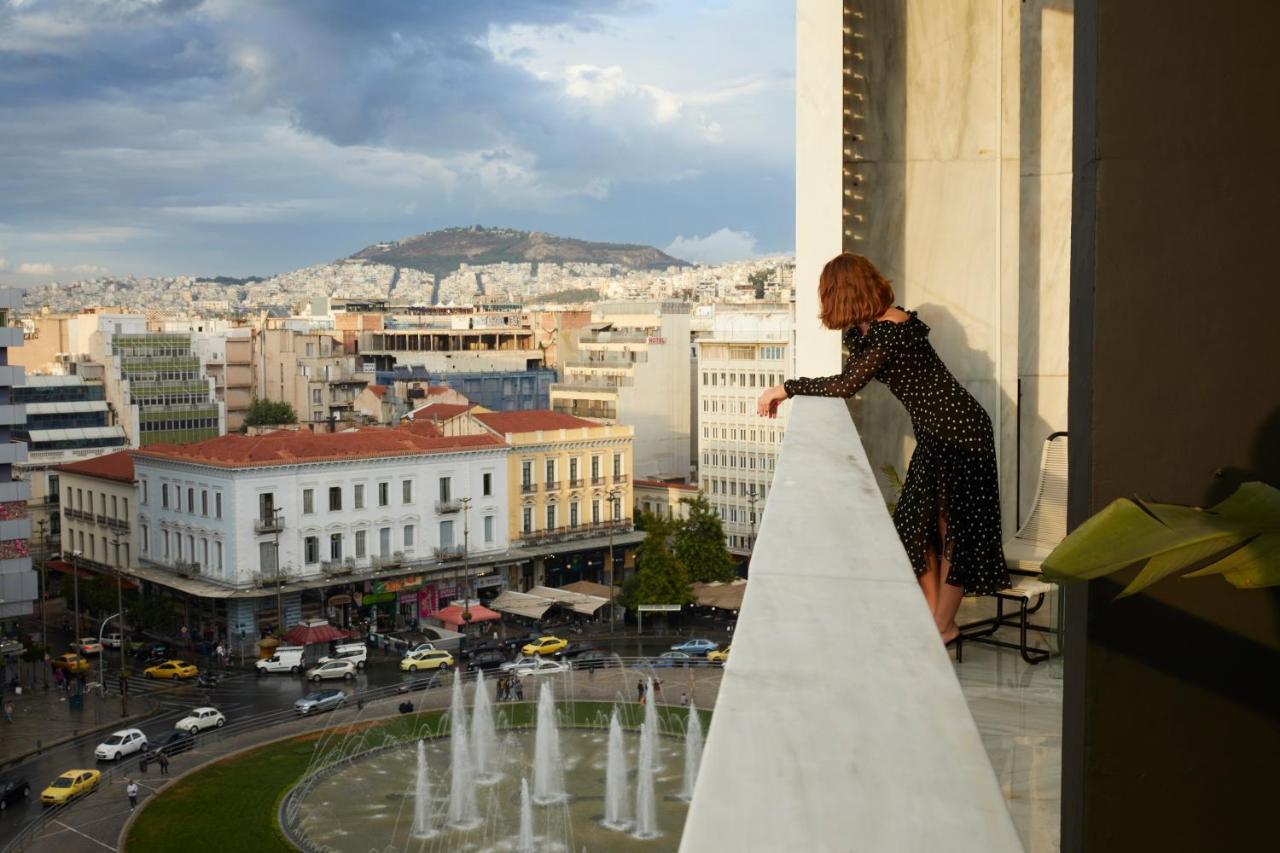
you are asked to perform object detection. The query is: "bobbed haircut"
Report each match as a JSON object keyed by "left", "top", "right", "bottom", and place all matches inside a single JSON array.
[{"left": 818, "top": 253, "right": 895, "bottom": 330}]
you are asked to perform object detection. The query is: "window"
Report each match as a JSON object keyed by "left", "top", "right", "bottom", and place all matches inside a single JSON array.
[
  {"left": 162, "top": 531, "right": 170, "bottom": 558},
  {"left": 216, "top": 541, "right": 223, "bottom": 571},
  {"left": 592, "top": 500, "right": 601, "bottom": 524},
  {"left": 545, "top": 459, "right": 556, "bottom": 486},
  {"left": 313, "top": 410, "right": 323, "bottom": 423},
  {"left": 378, "top": 482, "right": 389, "bottom": 507},
  {"left": 202, "top": 538, "right": 209, "bottom": 566},
  {"left": 187, "top": 488, "right": 194, "bottom": 514},
  {"left": 569, "top": 457, "right": 579, "bottom": 482},
  {"left": 328, "top": 486, "right": 342, "bottom": 512},
  {"left": 522, "top": 506, "right": 533, "bottom": 534},
  {"left": 355, "top": 530, "right": 367, "bottom": 558},
  {"left": 353, "top": 484, "right": 365, "bottom": 509},
  {"left": 613, "top": 453, "right": 622, "bottom": 477},
  {"left": 141, "top": 479, "right": 148, "bottom": 505},
  {"left": 611, "top": 496, "right": 622, "bottom": 519},
  {"left": 483, "top": 515, "right": 494, "bottom": 543},
  {"left": 110, "top": 495, "right": 118, "bottom": 519},
  {"left": 402, "top": 479, "right": 413, "bottom": 504},
  {"left": 187, "top": 535, "right": 194, "bottom": 560},
  {"left": 200, "top": 490, "right": 208, "bottom": 516},
  {"left": 591, "top": 456, "right": 601, "bottom": 481},
  {"left": 329, "top": 533, "right": 342, "bottom": 560},
  {"left": 483, "top": 473, "right": 492, "bottom": 496},
  {"left": 438, "top": 477, "right": 451, "bottom": 503},
  {"left": 161, "top": 484, "right": 168, "bottom": 509},
  {"left": 521, "top": 460, "right": 533, "bottom": 487},
  {"left": 141, "top": 524, "right": 149, "bottom": 554},
  {"left": 546, "top": 504, "right": 557, "bottom": 530},
  {"left": 403, "top": 524, "right": 415, "bottom": 546},
  {"left": 169, "top": 535, "right": 174, "bottom": 561},
  {"left": 304, "top": 536, "right": 319, "bottom": 564},
  {"left": 311, "top": 388, "right": 322, "bottom": 405},
  {"left": 303, "top": 489, "right": 315, "bottom": 514},
  {"left": 215, "top": 493, "right": 222, "bottom": 519},
  {"left": 379, "top": 527, "right": 391, "bottom": 557},
  {"left": 570, "top": 501, "right": 580, "bottom": 527}
]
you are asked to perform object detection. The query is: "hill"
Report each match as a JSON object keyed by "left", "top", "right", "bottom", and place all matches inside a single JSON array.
[{"left": 348, "top": 226, "right": 689, "bottom": 275}]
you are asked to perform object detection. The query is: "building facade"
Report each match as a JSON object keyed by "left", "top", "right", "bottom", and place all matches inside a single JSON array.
[
  {"left": 0, "top": 289, "right": 34, "bottom": 619},
  {"left": 56, "top": 451, "right": 138, "bottom": 575},
  {"left": 255, "top": 325, "right": 373, "bottom": 428}
]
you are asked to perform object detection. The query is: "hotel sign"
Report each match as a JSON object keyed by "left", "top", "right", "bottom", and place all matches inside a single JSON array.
[{"left": 646, "top": 336, "right": 666, "bottom": 344}]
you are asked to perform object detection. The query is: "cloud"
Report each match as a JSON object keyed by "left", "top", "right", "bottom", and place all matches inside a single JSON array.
[
  {"left": 665, "top": 228, "right": 759, "bottom": 265},
  {"left": 70, "top": 263, "right": 111, "bottom": 275},
  {"left": 0, "top": 257, "right": 8, "bottom": 271},
  {"left": 17, "top": 262, "right": 55, "bottom": 275}
]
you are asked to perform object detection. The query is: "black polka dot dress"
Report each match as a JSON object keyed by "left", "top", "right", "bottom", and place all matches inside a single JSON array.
[{"left": 783, "top": 310, "right": 1010, "bottom": 595}]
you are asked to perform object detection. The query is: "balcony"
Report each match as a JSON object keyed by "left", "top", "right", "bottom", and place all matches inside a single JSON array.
[
  {"left": 544, "top": 479, "right": 561, "bottom": 491},
  {"left": 512, "top": 520, "right": 631, "bottom": 547},
  {"left": 520, "top": 482, "right": 538, "bottom": 495},
  {"left": 612, "top": 474, "right": 628, "bottom": 484},
  {"left": 568, "top": 478, "right": 585, "bottom": 489},
  {"left": 435, "top": 499, "right": 462, "bottom": 514},
  {"left": 590, "top": 476, "right": 605, "bottom": 486},
  {"left": 434, "top": 545, "right": 466, "bottom": 561},
  {"left": 682, "top": 398, "right": 1041, "bottom": 851},
  {"left": 172, "top": 560, "right": 201, "bottom": 577},
  {"left": 64, "top": 507, "right": 93, "bottom": 522},
  {"left": 321, "top": 558, "right": 354, "bottom": 577},
  {"left": 105, "top": 516, "right": 130, "bottom": 533},
  {"left": 254, "top": 516, "right": 284, "bottom": 534}
]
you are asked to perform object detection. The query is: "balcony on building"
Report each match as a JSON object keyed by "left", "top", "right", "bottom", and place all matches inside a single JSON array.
[
  {"left": 433, "top": 544, "right": 466, "bottom": 561},
  {"left": 520, "top": 481, "right": 538, "bottom": 495},
  {"left": 254, "top": 515, "right": 284, "bottom": 534},
  {"left": 435, "top": 498, "right": 463, "bottom": 514}
]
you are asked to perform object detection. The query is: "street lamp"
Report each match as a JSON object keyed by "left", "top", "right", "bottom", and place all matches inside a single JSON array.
[
  {"left": 606, "top": 486, "right": 624, "bottom": 632},
  {"left": 109, "top": 534, "right": 127, "bottom": 711},
  {"left": 461, "top": 496, "right": 472, "bottom": 624},
  {"left": 35, "top": 518, "right": 48, "bottom": 687},
  {"left": 70, "top": 549, "right": 83, "bottom": 680},
  {"left": 747, "top": 486, "right": 760, "bottom": 556},
  {"left": 268, "top": 507, "right": 285, "bottom": 633}
]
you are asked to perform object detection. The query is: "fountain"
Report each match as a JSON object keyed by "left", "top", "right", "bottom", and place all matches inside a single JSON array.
[
  {"left": 471, "top": 668, "right": 500, "bottom": 783},
  {"left": 517, "top": 778, "right": 536, "bottom": 853},
  {"left": 531, "top": 682, "right": 566, "bottom": 805},
  {"left": 681, "top": 701, "right": 704, "bottom": 801},
  {"left": 633, "top": 720, "right": 659, "bottom": 840},
  {"left": 410, "top": 739, "right": 436, "bottom": 839},
  {"left": 447, "top": 673, "right": 481, "bottom": 829},
  {"left": 602, "top": 707, "right": 631, "bottom": 831},
  {"left": 644, "top": 678, "right": 662, "bottom": 771}
]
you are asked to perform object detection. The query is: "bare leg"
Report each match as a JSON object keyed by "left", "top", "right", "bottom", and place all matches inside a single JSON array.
[
  {"left": 934, "top": 513, "right": 963, "bottom": 642},
  {"left": 918, "top": 545, "right": 941, "bottom": 619}
]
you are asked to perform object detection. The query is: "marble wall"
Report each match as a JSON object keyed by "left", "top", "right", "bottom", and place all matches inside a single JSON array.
[{"left": 798, "top": 0, "right": 1073, "bottom": 537}]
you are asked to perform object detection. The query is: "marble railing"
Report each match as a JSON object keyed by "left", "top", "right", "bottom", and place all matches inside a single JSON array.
[{"left": 679, "top": 397, "right": 1024, "bottom": 852}]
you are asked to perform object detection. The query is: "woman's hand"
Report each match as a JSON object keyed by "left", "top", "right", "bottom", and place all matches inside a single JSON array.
[{"left": 756, "top": 384, "right": 788, "bottom": 418}]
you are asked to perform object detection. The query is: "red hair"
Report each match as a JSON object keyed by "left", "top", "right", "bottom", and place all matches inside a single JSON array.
[{"left": 817, "top": 253, "right": 895, "bottom": 329}]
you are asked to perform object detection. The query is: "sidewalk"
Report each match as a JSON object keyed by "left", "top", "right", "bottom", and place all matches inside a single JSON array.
[{"left": 1, "top": 681, "right": 159, "bottom": 767}]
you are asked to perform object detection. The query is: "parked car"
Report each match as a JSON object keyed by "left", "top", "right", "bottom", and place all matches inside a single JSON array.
[
  {"left": 398, "top": 672, "right": 444, "bottom": 693},
  {"left": 552, "top": 642, "right": 594, "bottom": 660},
  {"left": 521, "top": 636, "right": 568, "bottom": 657},
  {"left": 133, "top": 642, "right": 171, "bottom": 664},
  {"left": 500, "top": 633, "right": 543, "bottom": 655},
  {"left": 401, "top": 642, "right": 437, "bottom": 657},
  {"left": 670, "top": 638, "right": 718, "bottom": 656},
  {"left": 653, "top": 651, "right": 696, "bottom": 668},
  {"left": 461, "top": 639, "right": 503, "bottom": 661},
  {"left": 94, "top": 729, "right": 148, "bottom": 762},
  {"left": 101, "top": 633, "right": 124, "bottom": 649},
  {"left": 499, "top": 654, "right": 540, "bottom": 673},
  {"left": 569, "top": 650, "right": 613, "bottom": 671},
  {"left": 294, "top": 689, "right": 346, "bottom": 715},
  {"left": 50, "top": 653, "right": 91, "bottom": 674},
  {"left": 400, "top": 650, "right": 454, "bottom": 673},
  {"left": 255, "top": 646, "right": 305, "bottom": 675},
  {"left": 467, "top": 649, "right": 509, "bottom": 672},
  {"left": 40, "top": 770, "right": 100, "bottom": 806},
  {"left": 706, "top": 645, "right": 731, "bottom": 664},
  {"left": 175, "top": 707, "right": 225, "bottom": 734},
  {"left": 144, "top": 660, "right": 198, "bottom": 680},
  {"left": 306, "top": 659, "right": 356, "bottom": 682},
  {"left": 0, "top": 777, "right": 30, "bottom": 812},
  {"left": 511, "top": 658, "right": 570, "bottom": 678},
  {"left": 146, "top": 730, "right": 195, "bottom": 760},
  {"left": 318, "top": 643, "right": 367, "bottom": 670},
  {"left": 72, "top": 638, "right": 103, "bottom": 655}
]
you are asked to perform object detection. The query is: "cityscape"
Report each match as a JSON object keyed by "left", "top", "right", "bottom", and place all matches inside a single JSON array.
[{"left": 2, "top": 2, "right": 1275, "bottom": 853}]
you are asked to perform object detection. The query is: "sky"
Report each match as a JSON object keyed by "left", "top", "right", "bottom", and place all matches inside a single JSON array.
[{"left": 0, "top": 0, "right": 794, "bottom": 286}]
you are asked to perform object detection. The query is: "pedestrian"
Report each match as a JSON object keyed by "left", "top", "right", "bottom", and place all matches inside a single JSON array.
[
  {"left": 514, "top": 679, "right": 524, "bottom": 701},
  {"left": 680, "top": 691, "right": 689, "bottom": 707},
  {"left": 636, "top": 679, "right": 645, "bottom": 704},
  {"left": 653, "top": 679, "right": 663, "bottom": 702},
  {"left": 53, "top": 667, "right": 64, "bottom": 691},
  {"left": 3, "top": 701, "right": 12, "bottom": 723},
  {"left": 157, "top": 751, "right": 169, "bottom": 776},
  {"left": 126, "top": 779, "right": 139, "bottom": 811}
]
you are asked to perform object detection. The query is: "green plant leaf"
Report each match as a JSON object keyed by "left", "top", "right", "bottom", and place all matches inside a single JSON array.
[
  {"left": 1116, "top": 534, "right": 1251, "bottom": 597},
  {"left": 1185, "top": 531, "right": 1280, "bottom": 589},
  {"left": 1207, "top": 481, "right": 1280, "bottom": 526}
]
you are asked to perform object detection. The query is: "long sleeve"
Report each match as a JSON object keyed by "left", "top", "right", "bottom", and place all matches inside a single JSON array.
[{"left": 783, "top": 341, "right": 892, "bottom": 398}]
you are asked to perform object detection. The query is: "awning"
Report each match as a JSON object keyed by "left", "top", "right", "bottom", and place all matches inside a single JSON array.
[
  {"left": 46, "top": 559, "right": 95, "bottom": 580},
  {"left": 47, "top": 558, "right": 138, "bottom": 588},
  {"left": 692, "top": 579, "right": 747, "bottom": 611},
  {"left": 528, "top": 584, "right": 610, "bottom": 615},
  {"left": 560, "top": 580, "right": 616, "bottom": 601},
  {"left": 433, "top": 604, "right": 501, "bottom": 629},
  {"left": 282, "top": 620, "right": 350, "bottom": 645},
  {"left": 489, "top": 590, "right": 554, "bottom": 620}
]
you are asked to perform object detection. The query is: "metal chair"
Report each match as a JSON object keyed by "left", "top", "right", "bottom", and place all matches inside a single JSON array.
[{"left": 960, "top": 432, "right": 1067, "bottom": 664}]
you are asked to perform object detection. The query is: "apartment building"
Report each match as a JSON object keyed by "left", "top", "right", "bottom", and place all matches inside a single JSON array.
[
  {"left": 549, "top": 302, "right": 691, "bottom": 479},
  {"left": 0, "top": 288, "right": 35, "bottom": 618},
  {"left": 695, "top": 305, "right": 794, "bottom": 554},
  {"left": 255, "top": 325, "right": 374, "bottom": 428},
  {"left": 56, "top": 451, "right": 137, "bottom": 575}
]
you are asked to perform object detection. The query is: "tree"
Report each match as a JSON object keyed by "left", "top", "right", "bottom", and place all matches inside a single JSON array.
[
  {"left": 622, "top": 515, "right": 694, "bottom": 609},
  {"left": 673, "top": 495, "right": 738, "bottom": 583},
  {"left": 245, "top": 398, "right": 297, "bottom": 428}
]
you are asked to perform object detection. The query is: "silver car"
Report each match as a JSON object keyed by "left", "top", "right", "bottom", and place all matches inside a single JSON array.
[{"left": 294, "top": 689, "right": 346, "bottom": 715}]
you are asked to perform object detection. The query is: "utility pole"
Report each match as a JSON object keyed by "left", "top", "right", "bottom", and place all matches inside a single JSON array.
[
  {"left": 606, "top": 486, "right": 623, "bottom": 632},
  {"left": 70, "top": 549, "right": 83, "bottom": 682},
  {"left": 109, "top": 534, "right": 127, "bottom": 713},
  {"left": 461, "top": 496, "right": 472, "bottom": 625},
  {"left": 270, "top": 506, "right": 285, "bottom": 634},
  {"left": 36, "top": 518, "right": 48, "bottom": 687},
  {"left": 747, "top": 486, "right": 760, "bottom": 557}
]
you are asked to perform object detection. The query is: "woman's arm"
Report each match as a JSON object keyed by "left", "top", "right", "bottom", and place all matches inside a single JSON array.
[{"left": 783, "top": 342, "right": 892, "bottom": 399}]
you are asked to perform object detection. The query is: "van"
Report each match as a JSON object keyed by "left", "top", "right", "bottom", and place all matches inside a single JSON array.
[
  {"left": 319, "top": 643, "right": 367, "bottom": 670},
  {"left": 255, "top": 646, "right": 305, "bottom": 674}
]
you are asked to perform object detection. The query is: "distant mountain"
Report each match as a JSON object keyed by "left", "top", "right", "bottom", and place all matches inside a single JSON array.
[{"left": 348, "top": 226, "right": 689, "bottom": 275}]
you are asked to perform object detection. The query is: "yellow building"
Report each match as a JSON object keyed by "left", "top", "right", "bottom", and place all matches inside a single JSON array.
[{"left": 466, "top": 410, "right": 633, "bottom": 544}]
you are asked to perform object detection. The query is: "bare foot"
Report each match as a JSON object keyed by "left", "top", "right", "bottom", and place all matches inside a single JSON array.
[{"left": 939, "top": 624, "right": 960, "bottom": 645}]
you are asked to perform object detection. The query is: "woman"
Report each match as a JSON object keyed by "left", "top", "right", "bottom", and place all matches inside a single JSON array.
[{"left": 756, "top": 253, "right": 1009, "bottom": 647}]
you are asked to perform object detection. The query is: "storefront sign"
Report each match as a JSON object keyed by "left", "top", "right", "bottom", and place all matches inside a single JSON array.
[
  {"left": 474, "top": 575, "right": 504, "bottom": 589},
  {"left": 362, "top": 592, "right": 396, "bottom": 605},
  {"left": 370, "top": 575, "right": 425, "bottom": 594},
  {"left": 327, "top": 594, "right": 352, "bottom": 606},
  {"left": 418, "top": 584, "right": 440, "bottom": 618}
]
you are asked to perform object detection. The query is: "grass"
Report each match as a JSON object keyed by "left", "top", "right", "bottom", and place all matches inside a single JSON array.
[{"left": 125, "top": 701, "right": 709, "bottom": 853}]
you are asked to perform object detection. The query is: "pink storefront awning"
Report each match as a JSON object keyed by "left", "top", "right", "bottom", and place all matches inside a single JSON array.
[{"left": 433, "top": 604, "right": 501, "bottom": 628}]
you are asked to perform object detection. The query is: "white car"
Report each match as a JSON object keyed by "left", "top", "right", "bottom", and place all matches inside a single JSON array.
[
  {"left": 94, "top": 728, "right": 148, "bottom": 761},
  {"left": 499, "top": 655, "right": 540, "bottom": 673},
  {"left": 73, "top": 638, "right": 103, "bottom": 655},
  {"left": 175, "top": 707, "right": 226, "bottom": 734},
  {"left": 102, "top": 633, "right": 124, "bottom": 649},
  {"left": 318, "top": 643, "right": 367, "bottom": 670},
  {"left": 511, "top": 658, "right": 570, "bottom": 678},
  {"left": 306, "top": 659, "right": 356, "bottom": 681},
  {"left": 402, "top": 642, "right": 437, "bottom": 657}
]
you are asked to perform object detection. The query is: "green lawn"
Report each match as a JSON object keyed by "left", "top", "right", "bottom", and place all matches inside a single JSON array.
[{"left": 126, "top": 701, "right": 707, "bottom": 853}]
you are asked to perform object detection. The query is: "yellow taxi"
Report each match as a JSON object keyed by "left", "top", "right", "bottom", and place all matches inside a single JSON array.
[
  {"left": 40, "top": 769, "right": 101, "bottom": 806},
  {"left": 706, "top": 645, "right": 731, "bottom": 664},
  {"left": 399, "top": 649, "right": 454, "bottom": 672},
  {"left": 50, "top": 653, "right": 91, "bottom": 674},
  {"left": 521, "top": 636, "right": 568, "bottom": 656},
  {"left": 143, "top": 659, "right": 199, "bottom": 680}
]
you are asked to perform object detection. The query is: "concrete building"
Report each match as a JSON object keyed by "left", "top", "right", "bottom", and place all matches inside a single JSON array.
[
  {"left": 185, "top": 326, "right": 254, "bottom": 433},
  {"left": 379, "top": 365, "right": 557, "bottom": 412},
  {"left": 633, "top": 478, "right": 699, "bottom": 522},
  {"left": 255, "top": 325, "right": 373, "bottom": 428},
  {"left": 694, "top": 304, "right": 795, "bottom": 553},
  {"left": 549, "top": 301, "right": 691, "bottom": 479},
  {"left": 357, "top": 311, "right": 544, "bottom": 376},
  {"left": 56, "top": 451, "right": 137, "bottom": 575},
  {"left": 0, "top": 289, "right": 34, "bottom": 618}
]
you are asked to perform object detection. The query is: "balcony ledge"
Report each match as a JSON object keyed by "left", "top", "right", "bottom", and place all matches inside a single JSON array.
[{"left": 680, "top": 397, "right": 1023, "bottom": 852}]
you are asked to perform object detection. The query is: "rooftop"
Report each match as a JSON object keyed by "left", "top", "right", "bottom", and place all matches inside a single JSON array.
[
  {"left": 133, "top": 425, "right": 505, "bottom": 469},
  {"left": 56, "top": 449, "right": 136, "bottom": 483},
  {"left": 407, "top": 402, "right": 474, "bottom": 422},
  {"left": 634, "top": 478, "right": 700, "bottom": 491},
  {"left": 472, "top": 409, "right": 600, "bottom": 434}
]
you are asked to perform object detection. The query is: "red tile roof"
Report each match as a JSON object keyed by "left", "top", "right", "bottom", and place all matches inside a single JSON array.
[
  {"left": 409, "top": 403, "right": 473, "bottom": 421},
  {"left": 426, "top": 385, "right": 453, "bottom": 396},
  {"left": 473, "top": 410, "right": 600, "bottom": 434},
  {"left": 133, "top": 426, "right": 505, "bottom": 469},
  {"left": 367, "top": 385, "right": 387, "bottom": 398},
  {"left": 57, "top": 451, "right": 136, "bottom": 483}
]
